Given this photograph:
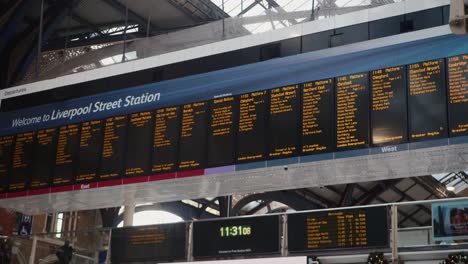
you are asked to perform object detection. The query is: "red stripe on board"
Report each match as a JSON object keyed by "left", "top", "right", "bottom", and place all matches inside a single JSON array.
[
  {"left": 148, "top": 172, "right": 176, "bottom": 182},
  {"left": 177, "top": 169, "right": 205, "bottom": 178}
]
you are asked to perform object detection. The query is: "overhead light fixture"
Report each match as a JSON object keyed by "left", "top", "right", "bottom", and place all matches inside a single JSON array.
[{"left": 447, "top": 186, "right": 456, "bottom": 192}]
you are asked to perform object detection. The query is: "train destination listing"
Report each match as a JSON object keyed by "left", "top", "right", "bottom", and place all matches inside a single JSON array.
[
  {"left": 447, "top": 54, "right": 468, "bottom": 137},
  {"left": 288, "top": 207, "right": 389, "bottom": 252},
  {"left": 371, "top": 66, "right": 407, "bottom": 146},
  {"left": 302, "top": 79, "right": 334, "bottom": 154},
  {"left": 336, "top": 73, "right": 370, "bottom": 150},
  {"left": 408, "top": 59, "right": 447, "bottom": 141}
]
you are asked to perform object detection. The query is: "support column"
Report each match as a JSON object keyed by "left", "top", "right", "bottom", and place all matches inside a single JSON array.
[
  {"left": 28, "top": 235, "right": 37, "bottom": 264},
  {"left": 123, "top": 204, "right": 135, "bottom": 227},
  {"left": 390, "top": 205, "right": 399, "bottom": 264}
]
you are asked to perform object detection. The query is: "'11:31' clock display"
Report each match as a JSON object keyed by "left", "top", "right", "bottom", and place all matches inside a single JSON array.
[{"left": 220, "top": 225, "right": 252, "bottom": 237}]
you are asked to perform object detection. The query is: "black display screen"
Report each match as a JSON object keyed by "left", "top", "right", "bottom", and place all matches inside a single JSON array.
[
  {"left": 10, "top": 132, "right": 34, "bottom": 191},
  {"left": 77, "top": 120, "right": 104, "bottom": 183},
  {"left": 371, "top": 66, "right": 408, "bottom": 146},
  {"left": 236, "top": 90, "right": 269, "bottom": 163},
  {"left": 301, "top": 79, "right": 334, "bottom": 154},
  {"left": 447, "top": 54, "right": 468, "bottom": 137},
  {"left": 178, "top": 102, "right": 208, "bottom": 171},
  {"left": 53, "top": 124, "right": 80, "bottom": 186},
  {"left": 207, "top": 96, "right": 238, "bottom": 167},
  {"left": 125, "top": 111, "right": 153, "bottom": 177},
  {"left": 99, "top": 116, "right": 128, "bottom": 181},
  {"left": 408, "top": 59, "right": 448, "bottom": 141},
  {"left": 30, "top": 128, "right": 58, "bottom": 189},
  {"left": 152, "top": 106, "right": 181, "bottom": 173},
  {"left": 288, "top": 206, "right": 389, "bottom": 252},
  {"left": 193, "top": 215, "right": 280, "bottom": 258},
  {"left": 336, "top": 73, "right": 370, "bottom": 150},
  {"left": 0, "top": 135, "right": 14, "bottom": 193},
  {"left": 268, "top": 85, "right": 300, "bottom": 159},
  {"left": 111, "top": 223, "right": 187, "bottom": 263}
]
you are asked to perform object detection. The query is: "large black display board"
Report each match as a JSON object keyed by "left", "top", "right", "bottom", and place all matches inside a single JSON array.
[
  {"left": 99, "top": 116, "right": 128, "bottom": 181},
  {"left": 10, "top": 132, "right": 34, "bottom": 191},
  {"left": 178, "top": 102, "right": 209, "bottom": 171},
  {"left": 53, "top": 124, "right": 80, "bottom": 186},
  {"left": 111, "top": 223, "right": 187, "bottom": 263},
  {"left": 268, "top": 85, "right": 300, "bottom": 159},
  {"left": 125, "top": 111, "right": 153, "bottom": 177},
  {"left": 408, "top": 59, "right": 448, "bottom": 141},
  {"left": 447, "top": 54, "right": 468, "bottom": 137},
  {"left": 77, "top": 120, "right": 104, "bottom": 183},
  {"left": 30, "top": 128, "right": 58, "bottom": 189},
  {"left": 236, "top": 91, "right": 269, "bottom": 163},
  {"left": 288, "top": 206, "right": 389, "bottom": 252},
  {"left": 152, "top": 106, "right": 181, "bottom": 173},
  {"left": 301, "top": 79, "right": 334, "bottom": 154},
  {"left": 0, "top": 135, "right": 14, "bottom": 193},
  {"left": 193, "top": 215, "right": 280, "bottom": 258},
  {"left": 371, "top": 66, "right": 408, "bottom": 146},
  {"left": 207, "top": 96, "right": 238, "bottom": 167},
  {"left": 336, "top": 73, "right": 370, "bottom": 150}
]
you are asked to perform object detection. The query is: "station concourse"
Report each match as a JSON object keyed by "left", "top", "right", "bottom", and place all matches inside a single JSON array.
[{"left": 0, "top": 0, "right": 468, "bottom": 263}]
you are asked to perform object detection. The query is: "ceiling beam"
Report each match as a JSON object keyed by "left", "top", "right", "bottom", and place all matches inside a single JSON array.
[
  {"left": 0, "top": 0, "right": 35, "bottom": 55},
  {"left": 101, "top": 0, "right": 158, "bottom": 33}
]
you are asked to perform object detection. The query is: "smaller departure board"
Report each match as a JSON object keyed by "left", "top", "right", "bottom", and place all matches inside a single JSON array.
[
  {"left": 207, "top": 96, "right": 238, "bottom": 168},
  {"left": 336, "top": 73, "right": 370, "bottom": 150},
  {"left": 54, "top": 124, "right": 81, "bottom": 186},
  {"left": 448, "top": 54, "right": 468, "bottom": 137},
  {"left": 178, "top": 102, "right": 209, "bottom": 171},
  {"left": 0, "top": 135, "right": 14, "bottom": 192},
  {"left": 77, "top": 120, "right": 104, "bottom": 183},
  {"left": 408, "top": 59, "right": 448, "bottom": 141},
  {"left": 268, "top": 85, "right": 300, "bottom": 159},
  {"left": 30, "top": 128, "right": 58, "bottom": 189},
  {"left": 111, "top": 223, "right": 187, "bottom": 263},
  {"left": 99, "top": 116, "right": 128, "bottom": 181},
  {"left": 301, "top": 79, "right": 334, "bottom": 154},
  {"left": 152, "top": 106, "right": 181, "bottom": 173},
  {"left": 10, "top": 132, "right": 34, "bottom": 191},
  {"left": 236, "top": 91, "right": 269, "bottom": 163},
  {"left": 125, "top": 112, "right": 153, "bottom": 177},
  {"left": 371, "top": 66, "right": 408, "bottom": 146},
  {"left": 288, "top": 206, "right": 389, "bottom": 252},
  {"left": 193, "top": 215, "right": 280, "bottom": 258}
]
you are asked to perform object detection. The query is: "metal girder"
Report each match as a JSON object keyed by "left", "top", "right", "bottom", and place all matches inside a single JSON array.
[
  {"left": 100, "top": 207, "right": 120, "bottom": 228},
  {"left": 12, "top": 0, "right": 83, "bottom": 84},
  {"left": 412, "top": 176, "right": 454, "bottom": 199},
  {"left": 238, "top": 1, "right": 260, "bottom": 16},
  {"left": 0, "top": 0, "right": 35, "bottom": 54},
  {"left": 339, "top": 183, "right": 356, "bottom": 207},
  {"left": 231, "top": 191, "right": 323, "bottom": 216},
  {"left": 397, "top": 192, "right": 433, "bottom": 226},
  {"left": 353, "top": 179, "right": 401, "bottom": 206},
  {"left": 114, "top": 201, "right": 219, "bottom": 226},
  {"left": 167, "top": 0, "right": 229, "bottom": 22},
  {"left": 101, "top": 0, "right": 158, "bottom": 33},
  {"left": 69, "top": 13, "right": 104, "bottom": 37},
  {"left": 294, "top": 188, "right": 337, "bottom": 208}
]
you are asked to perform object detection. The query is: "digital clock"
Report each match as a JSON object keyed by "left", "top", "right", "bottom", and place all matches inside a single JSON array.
[{"left": 219, "top": 225, "right": 251, "bottom": 237}]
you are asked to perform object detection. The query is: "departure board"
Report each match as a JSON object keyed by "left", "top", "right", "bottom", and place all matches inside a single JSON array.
[
  {"left": 99, "top": 116, "right": 128, "bottom": 180},
  {"left": 0, "top": 135, "right": 14, "bottom": 193},
  {"left": 193, "top": 215, "right": 280, "bottom": 258},
  {"left": 236, "top": 91, "right": 269, "bottom": 163},
  {"left": 54, "top": 124, "right": 80, "bottom": 186},
  {"left": 207, "top": 96, "right": 238, "bottom": 167},
  {"left": 371, "top": 66, "right": 408, "bottom": 146},
  {"left": 448, "top": 54, "right": 468, "bottom": 137},
  {"left": 10, "top": 132, "right": 34, "bottom": 191},
  {"left": 30, "top": 128, "right": 58, "bottom": 189},
  {"left": 336, "top": 73, "right": 370, "bottom": 150},
  {"left": 288, "top": 206, "right": 389, "bottom": 252},
  {"left": 408, "top": 59, "right": 448, "bottom": 141},
  {"left": 125, "top": 112, "right": 153, "bottom": 177},
  {"left": 268, "top": 85, "right": 300, "bottom": 159},
  {"left": 152, "top": 106, "right": 181, "bottom": 173},
  {"left": 77, "top": 120, "right": 104, "bottom": 183},
  {"left": 111, "top": 223, "right": 187, "bottom": 263},
  {"left": 178, "top": 102, "right": 208, "bottom": 171},
  {"left": 301, "top": 79, "right": 334, "bottom": 154}
]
